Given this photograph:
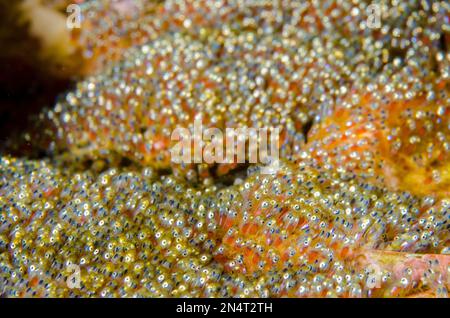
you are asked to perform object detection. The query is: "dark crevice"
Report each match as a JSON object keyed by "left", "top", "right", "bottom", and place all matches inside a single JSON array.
[
  {"left": 158, "top": 168, "right": 172, "bottom": 176},
  {"left": 214, "top": 163, "right": 250, "bottom": 186},
  {"left": 0, "top": 56, "right": 72, "bottom": 149},
  {"left": 439, "top": 32, "right": 448, "bottom": 53},
  {"left": 302, "top": 118, "right": 314, "bottom": 144},
  {"left": 35, "top": 149, "right": 48, "bottom": 160},
  {"left": 119, "top": 156, "right": 134, "bottom": 168}
]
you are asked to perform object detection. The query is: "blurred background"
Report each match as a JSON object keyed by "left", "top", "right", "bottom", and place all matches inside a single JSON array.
[{"left": 0, "top": 0, "right": 81, "bottom": 149}]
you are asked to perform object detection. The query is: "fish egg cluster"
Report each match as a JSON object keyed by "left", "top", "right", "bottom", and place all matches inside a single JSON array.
[{"left": 1, "top": 0, "right": 450, "bottom": 298}]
